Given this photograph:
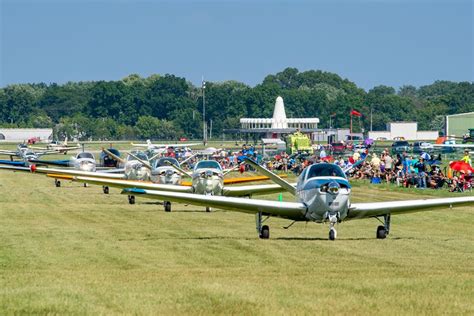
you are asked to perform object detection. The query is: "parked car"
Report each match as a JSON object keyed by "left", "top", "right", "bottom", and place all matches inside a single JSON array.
[
  {"left": 393, "top": 137, "right": 406, "bottom": 141},
  {"left": 413, "top": 141, "right": 434, "bottom": 153},
  {"left": 354, "top": 144, "right": 368, "bottom": 154},
  {"left": 391, "top": 140, "right": 410, "bottom": 153}
]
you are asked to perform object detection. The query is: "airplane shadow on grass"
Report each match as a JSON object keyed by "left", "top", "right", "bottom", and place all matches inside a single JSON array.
[{"left": 119, "top": 236, "right": 415, "bottom": 242}]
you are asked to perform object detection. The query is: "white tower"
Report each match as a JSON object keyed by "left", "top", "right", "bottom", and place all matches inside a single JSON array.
[{"left": 271, "top": 96, "right": 288, "bottom": 129}]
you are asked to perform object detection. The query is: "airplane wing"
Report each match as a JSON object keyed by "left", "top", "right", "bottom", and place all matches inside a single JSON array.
[
  {"left": 29, "top": 159, "right": 70, "bottom": 167},
  {"left": 0, "top": 160, "right": 28, "bottom": 167},
  {"left": 223, "top": 183, "right": 297, "bottom": 197},
  {"left": 122, "top": 188, "right": 307, "bottom": 220},
  {"left": 244, "top": 158, "right": 296, "bottom": 195},
  {"left": 0, "top": 165, "right": 125, "bottom": 179},
  {"left": 432, "top": 144, "right": 474, "bottom": 148},
  {"left": 347, "top": 196, "right": 474, "bottom": 220},
  {"left": 0, "top": 150, "right": 19, "bottom": 157},
  {"left": 223, "top": 174, "right": 287, "bottom": 185},
  {"left": 60, "top": 176, "right": 193, "bottom": 193}
]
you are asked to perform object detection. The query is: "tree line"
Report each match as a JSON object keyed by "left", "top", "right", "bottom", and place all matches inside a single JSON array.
[{"left": 0, "top": 68, "right": 472, "bottom": 140}]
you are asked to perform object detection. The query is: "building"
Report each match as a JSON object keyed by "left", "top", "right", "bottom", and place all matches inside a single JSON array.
[
  {"left": 225, "top": 96, "right": 320, "bottom": 140},
  {"left": 446, "top": 112, "right": 474, "bottom": 137},
  {"left": 0, "top": 128, "right": 53, "bottom": 142},
  {"left": 368, "top": 122, "right": 438, "bottom": 141}
]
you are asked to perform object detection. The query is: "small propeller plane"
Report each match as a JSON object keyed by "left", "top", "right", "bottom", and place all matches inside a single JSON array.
[
  {"left": 0, "top": 144, "right": 58, "bottom": 163},
  {"left": 29, "top": 137, "right": 81, "bottom": 154},
  {"left": 131, "top": 139, "right": 201, "bottom": 151},
  {"left": 120, "top": 158, "right": 474, "bottom": 240}
]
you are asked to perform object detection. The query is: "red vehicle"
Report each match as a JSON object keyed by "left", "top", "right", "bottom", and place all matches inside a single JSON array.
[
  {"left": 179, "top": 137, "right": 188, "bottom": 142},
  {"left": 27, "top": 137, "right": 41, "bottom": 145},
  {"left": 330, "top": 142, "right": 346, "bottom": 154}
]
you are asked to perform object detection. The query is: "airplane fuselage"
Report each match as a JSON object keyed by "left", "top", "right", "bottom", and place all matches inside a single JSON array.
[
  {"left": 297, "top": 176, "right": 351, "bottom": 222},
  {"left": 151, "top": 166, "right": 181, "bottom": 185},
  {"left": 192, "top": 168, "right": 224, "bottom": 195}
]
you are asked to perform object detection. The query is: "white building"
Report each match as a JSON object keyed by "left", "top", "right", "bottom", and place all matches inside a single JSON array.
[
  {"left": 240, "top": 96, "right": 319, "bottom": 130},
  {"left": 0, "top": 128, "right": 53, "bottom": 142},
  {"left": 368, "top": 122, "right": 438, "bottom": 140}
]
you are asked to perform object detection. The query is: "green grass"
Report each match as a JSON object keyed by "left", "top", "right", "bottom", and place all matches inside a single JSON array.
[{"left": 0, "top": 165, "right": 473, "bottom": 314}]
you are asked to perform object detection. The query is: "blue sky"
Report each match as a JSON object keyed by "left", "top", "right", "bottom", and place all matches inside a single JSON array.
[{"left": 1, "top": 0, "right": 472, "bottom": 90}]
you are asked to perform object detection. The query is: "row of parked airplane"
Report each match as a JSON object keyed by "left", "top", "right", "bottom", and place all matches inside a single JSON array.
[{"left": 0, "top": 140, "right": 473, "bottom": 240}]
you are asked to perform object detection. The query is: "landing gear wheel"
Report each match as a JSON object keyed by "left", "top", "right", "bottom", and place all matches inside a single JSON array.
[
  {"left": 83, "top": 183, "right": 88, "bottom": 188},
  {"left": 259, "top": 225, "right": 270, "bottom": 239},
  {"left": 164, "top": 201, "right": 172, "bottom": 212},
  {"left": 376, "top": 225, "right": 387, "bottom": 239},
  {"left": 128, "top": 195, "right": 135, "bottom": 205},
  {"left": 329, "top": 228, "right": 337, "bottom": 241},
  {"left": 103, "top": 186, "right": 109, "bottom": 194},
  {"left": 55, "top": 179, "right": 61, "bottom": 187},
  {"left": 206, "top": 207, "right": 211, "bottom": 212}
]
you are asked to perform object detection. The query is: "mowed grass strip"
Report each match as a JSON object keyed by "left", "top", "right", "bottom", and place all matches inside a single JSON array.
[{"left": 0, "top": 170, "right": 473, "bottom": 315}]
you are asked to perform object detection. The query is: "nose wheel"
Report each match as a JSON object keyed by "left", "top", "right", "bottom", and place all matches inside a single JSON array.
[
  {"left": 128, "top": 195, "right": 135, "bottom": 205},
  {"left": 55, "top": 179, "right": 61, "bottom": 187},
  {"left": 102, "top": 186, "right": 109, "bottom": 194},
  {"left": 206, "top": 207, "right": 212, "bottom": 212},
  {"left": 256, "top": 212, "right": 270, "bottom": 239},
  {"left": 164, "top": 201, "right": 172, "bottom": 212},
  {"left": 325, "top": 212, "right": 340, "bottom": 241}
]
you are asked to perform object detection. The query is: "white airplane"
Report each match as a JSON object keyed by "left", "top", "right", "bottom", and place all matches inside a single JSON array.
[
  {"left": 120, "top": 159, "right": 474, "bottom": 240},
  {"left": 0, "top": 144, "right": 58, "bottom": 161},
  {"left": 30, "top": 137, "right": 81, "bottom": 154},
  {"left": 131, "top": 139, "right": 201, "bottom": 151}
]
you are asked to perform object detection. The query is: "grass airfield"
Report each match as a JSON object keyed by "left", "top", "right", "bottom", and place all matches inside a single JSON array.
[{"left": 0, "top": 161, "right": 473, "bottom": 314}]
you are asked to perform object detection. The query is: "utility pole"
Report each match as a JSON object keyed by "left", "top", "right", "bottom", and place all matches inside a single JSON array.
[
  {"left": 210, "top": 119, "right": 213, "bottom": 140},
  {"left": 202, "top": 77, "right": 207, "bottom": 145},
  {"left": 370, "top": 107, "right": 373, "bottom": 132}
]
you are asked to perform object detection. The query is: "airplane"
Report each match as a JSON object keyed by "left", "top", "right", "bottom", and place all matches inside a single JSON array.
[
  {"left": 131, "top": 139, "right": 201, "bottom": 151},
  {"left": 30, "top": 151, "right": 126, "bottom": 187},
  {"left": 29, "top": 137, "right": 81, "bottom": 154},
  {"left": 119, "top": 158, "right": 474, "bottom": 240},
  {"left": 0, "top": 144, "right": 57, "bottom": 162}
]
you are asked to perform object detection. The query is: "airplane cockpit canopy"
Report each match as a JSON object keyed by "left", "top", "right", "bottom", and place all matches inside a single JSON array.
[
  {"left": 77, "top": 152, "right": 95, "bottom": 160},
  {"left": 306, "top": 163, "right": 346, "bottom": 179},
  {"left": 194, "top": 160, "right": 222, "bottom": 171},
  {"left": 153, "top": 157, "right": 179, "bottom": 168},
  {"left": 128, "top": 151, "right": 149, "bottom": 161}
]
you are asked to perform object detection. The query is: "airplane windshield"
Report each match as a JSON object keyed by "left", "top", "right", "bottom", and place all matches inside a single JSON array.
[
  {"left": 194, "top": 160, "right": 222, "bottom": 170},
  {"left": 306, "top": 164, "right": 346, "bottom": 179},
  {"left": 154, "top": 158, "right": 179, "bottom": 168},
  {"left": 128, "top": 152, "right": 149, "bottom": 161},
  {"left": 77, "top": 152, "right": 94, "bottom": 159}
]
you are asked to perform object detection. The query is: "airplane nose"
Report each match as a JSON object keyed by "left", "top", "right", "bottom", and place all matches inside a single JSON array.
[{"left": 328, "top": 181, "right": 340, "bottom": 195}]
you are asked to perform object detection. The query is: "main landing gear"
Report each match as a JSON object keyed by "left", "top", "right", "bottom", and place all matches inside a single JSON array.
[
  {"left": 256, "top": 212, "right": 270, "bottom": 239},
  {"left": 55, "top": 179, "right": 61, "bottom": 187},
  {"left": 164, "top": 201, "right": 172, "bottom": 212},
  {"left": 376, "top": 214, "right": 391, "bottom": 239},
  {"left": 128, "top": 195, "right": 135, "bottom": 205},
  {"left": 102, "top": 186, "right": 109, "bottom": 194},
  {"left": 206, "top": 207, "right": 212, "bottom": 212},
  {"left": 325, "top": 211, "right": 341, "bottom": 241}
]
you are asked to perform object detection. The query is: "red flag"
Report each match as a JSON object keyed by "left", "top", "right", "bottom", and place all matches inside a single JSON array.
[{"left": 351, "top": 110, "right": 362, "bottom": 117}]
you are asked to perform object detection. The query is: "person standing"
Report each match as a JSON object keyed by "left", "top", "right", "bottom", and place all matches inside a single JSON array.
[
  {"left": 415, "top": 157, "right": 427, "bottom": 189},
  {"left": 461, "top": 150, "right": 472, "bottom": 166}
]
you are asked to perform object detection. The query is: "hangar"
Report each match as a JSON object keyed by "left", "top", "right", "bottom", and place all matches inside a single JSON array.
[{"left": 0, "top": 128, "right": 53, "bottom": 142}]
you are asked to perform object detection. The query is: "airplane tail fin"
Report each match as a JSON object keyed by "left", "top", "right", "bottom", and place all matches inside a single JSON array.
[{"left": 244, "top": 158, "right": 296, "bottom": 196}]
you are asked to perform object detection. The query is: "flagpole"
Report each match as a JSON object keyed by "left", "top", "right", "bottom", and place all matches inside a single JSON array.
[
  {"left": 350, "top": 111, "right": 353, "bottom": 135},
  {"left": 202, "top": 76, "right": 206, "bottom": 145}
]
